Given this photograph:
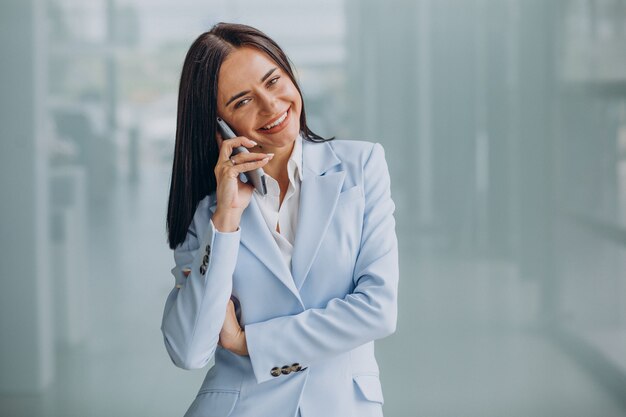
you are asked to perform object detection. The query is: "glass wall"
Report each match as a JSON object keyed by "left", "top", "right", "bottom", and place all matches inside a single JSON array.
[{"left": 1, "top": 0, "right": 626, "bottom": 416}]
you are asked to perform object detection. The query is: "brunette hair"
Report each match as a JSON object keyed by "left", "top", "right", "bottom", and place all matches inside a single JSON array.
[{"left": 166, "top": 22, "right": 331, "bottom": 249}]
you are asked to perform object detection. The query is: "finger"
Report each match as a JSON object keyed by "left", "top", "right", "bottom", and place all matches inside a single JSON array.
[
  {"left": 218, "top": 154, "right": 272, "bottom": 178},
  {"left": 230, "top": 152, "right": 274, "bottom": 166},
  {"left": 228, "top": 155, "right": 272, "bottom": 174},
  {"left": 218, "top": 137, "right": 257, "bottom": 162},
  {"left": 221, "top": 301, "right": 233, "bottom": 329},
  {"left": 223, "top": 300, "right": 238, "bottom": 330}
]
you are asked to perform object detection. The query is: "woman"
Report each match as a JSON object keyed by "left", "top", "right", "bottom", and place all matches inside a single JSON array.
[{"left": 162, "top": 22, "right": 399, "bottom": 417}]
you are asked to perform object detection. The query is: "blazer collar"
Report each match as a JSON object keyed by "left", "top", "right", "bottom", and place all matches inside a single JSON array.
[{"left": 301, "top": 138, "right": 342, "bottom": 179}]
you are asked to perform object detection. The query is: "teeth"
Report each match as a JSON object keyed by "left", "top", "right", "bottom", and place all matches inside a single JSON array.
[{"left": 262, "top": 111, "right": 288, "bottom": 130}]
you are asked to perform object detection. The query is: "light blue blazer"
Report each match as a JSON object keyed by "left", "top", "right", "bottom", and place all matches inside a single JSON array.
[{"left": 161, "top": 139, "right": 399, "bottom": 417}]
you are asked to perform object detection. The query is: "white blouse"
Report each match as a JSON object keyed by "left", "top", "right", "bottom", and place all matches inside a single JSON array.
[{"left": 252, "top": 134, "right": 303, "bottom": 272}]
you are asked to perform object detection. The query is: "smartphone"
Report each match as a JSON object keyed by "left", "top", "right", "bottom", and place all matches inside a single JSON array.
[{"left": 216, "top": 117, "right": 268, "bottom": 196}]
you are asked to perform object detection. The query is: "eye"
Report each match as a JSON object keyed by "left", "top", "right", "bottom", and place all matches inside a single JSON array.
[
  {"left": 267, "top": 76, "right": 280, "bottom": 87},
  {"left": 235, "top": 98, "right": 251, "bottom": 109}
]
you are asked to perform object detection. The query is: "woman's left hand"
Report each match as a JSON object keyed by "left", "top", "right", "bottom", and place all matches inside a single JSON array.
[{"left": 218, "top": 299, "right": 249, "bottom": 356}]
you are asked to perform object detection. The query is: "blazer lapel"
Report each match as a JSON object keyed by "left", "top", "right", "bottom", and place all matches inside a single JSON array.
[
  {"left": 209, "top": 198, "right": 302, "bottom": 301},
  {"left": 208, "top": 139, "right": 344, "bottom": 298},
  {"left": 291, "top": 140, "right": 344, "bottom": 291}
]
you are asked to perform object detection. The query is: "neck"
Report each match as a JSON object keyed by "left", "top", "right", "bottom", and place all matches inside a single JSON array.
[{"left": 252, "top": 139, "right": 295, "bottom": 182}]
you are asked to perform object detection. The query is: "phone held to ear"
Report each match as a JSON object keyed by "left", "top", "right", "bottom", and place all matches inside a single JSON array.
[{"left": 216, "top": 117, "right": 268, "bottom": 196}]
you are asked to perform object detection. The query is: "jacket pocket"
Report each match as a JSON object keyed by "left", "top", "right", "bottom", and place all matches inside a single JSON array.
[
  {"left": 338, "top": 185, "right": 364, "bottom": 202},
  {"left": 352, "top": 374, "right": 384, "bottom": 404},
  {"left": 183, "top": 390, "right": 239, "bottom": 417}
]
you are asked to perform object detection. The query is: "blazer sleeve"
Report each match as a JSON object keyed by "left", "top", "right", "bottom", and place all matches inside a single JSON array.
[
  {"left": 244, "top": 143, "right": 399, "bottom": 384},
  {"left": 160, "top": 205, "right": 241, "bottom": 370}
]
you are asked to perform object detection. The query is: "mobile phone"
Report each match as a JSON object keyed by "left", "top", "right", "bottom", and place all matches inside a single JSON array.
[{"left": 216, "top": 117, "right": 268, "bottom": 196}]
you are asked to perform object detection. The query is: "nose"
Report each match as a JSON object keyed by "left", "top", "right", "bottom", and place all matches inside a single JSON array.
[{"left": 257, "top": 89, "right": 279, "bottom": 114}]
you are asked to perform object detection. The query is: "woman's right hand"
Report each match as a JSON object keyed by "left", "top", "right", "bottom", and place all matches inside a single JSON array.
[{"left": 212, "top": 134, "right": 273, "bottom": 232}]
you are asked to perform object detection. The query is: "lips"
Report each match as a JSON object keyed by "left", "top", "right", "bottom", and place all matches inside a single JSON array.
[{"left": 257, "top": 107, "right": 291, "bottom": 134}]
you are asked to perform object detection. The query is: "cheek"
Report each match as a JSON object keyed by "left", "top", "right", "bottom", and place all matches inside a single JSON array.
[
  {"left": 236, "top": 120, "right": 258, "bottom": 134},
  {"left": 286, "top": 87, "right": 302, "bottom": 113},
  {"left": 231, "top": 109, "right": 256, "bottom": 126},
  {"left": 281, "top": 81, "right": 300, "bottom": 100}
]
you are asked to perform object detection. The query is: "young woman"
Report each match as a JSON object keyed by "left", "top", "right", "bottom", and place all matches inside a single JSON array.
[{"left": 162, "top": 22, "right": 399, "bottom": 417}]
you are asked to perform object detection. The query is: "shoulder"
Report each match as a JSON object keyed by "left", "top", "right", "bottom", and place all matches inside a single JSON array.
[
  {"left": 183, "top": 194, "right": 215, "bottom": 245},
  {"left": 326, "top": 139, "right": 388, "bottom": 171},
  {"left": 326, "top": 139, "right": 378, "bottom": 159},
  {"left": 199, "top": 193, "right": 217, "bottom": 211}
]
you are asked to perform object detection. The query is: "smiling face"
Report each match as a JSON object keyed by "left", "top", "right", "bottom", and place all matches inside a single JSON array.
[{"left": 216, "top": 46, "right": 302, "bottom": 151}]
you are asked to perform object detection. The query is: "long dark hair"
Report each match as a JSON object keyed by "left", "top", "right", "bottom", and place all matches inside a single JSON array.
[{"left": 167, "top": 22, "right": 332, "bottom": 249}]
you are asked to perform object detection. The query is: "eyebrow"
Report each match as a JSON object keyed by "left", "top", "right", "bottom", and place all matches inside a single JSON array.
[{"left": 225, "top": 67, "right": 278, "bottom": 107}]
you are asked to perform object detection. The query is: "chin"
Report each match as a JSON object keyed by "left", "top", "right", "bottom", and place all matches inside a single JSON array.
[{"left": 263, "top": 132, "right": 298, "bottom": 148}]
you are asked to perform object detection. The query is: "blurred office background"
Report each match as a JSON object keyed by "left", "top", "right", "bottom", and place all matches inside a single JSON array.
[{"left": 2, "top": 0, "right": 626, "bottom": 416}]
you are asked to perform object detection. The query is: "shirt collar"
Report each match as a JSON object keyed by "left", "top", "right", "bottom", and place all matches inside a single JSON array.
[{"left": 287, "top": 133, "right": 303, "bottom": 183}]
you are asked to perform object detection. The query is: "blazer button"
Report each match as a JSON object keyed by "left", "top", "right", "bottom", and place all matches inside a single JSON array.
[
  {"left": 281, "top": 365, "right": 292, "bottom": 375},
  {"left": 270, "top": 367, "right": 281, "bottom": 377},
  {"left": 206, "top": 244, "right": 211, "bottom": 254},
  {"left": 203, "top": 254, "right": 209, "bottom": 265},
  {"left": 199, "top": 265, "right": 207, "bottom": 275},
  {"left": 290, "top": 363, "right": 302, "bottom": 372}
]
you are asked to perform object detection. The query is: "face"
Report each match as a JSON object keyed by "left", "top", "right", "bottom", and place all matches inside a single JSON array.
[{"left": 216, "top": 47, "right": 302, "bottom": 150}]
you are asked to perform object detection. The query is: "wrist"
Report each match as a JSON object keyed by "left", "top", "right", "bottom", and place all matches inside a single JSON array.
[{"left": 212, "top": 208, "right": 241, "bottom": 233}]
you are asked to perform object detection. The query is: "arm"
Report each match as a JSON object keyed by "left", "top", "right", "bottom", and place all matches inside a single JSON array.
[
  {"left": 160, "top": 210, "right": 241, "bottom": 370},
  {"left": 244, "top": 143, "right": 399, "bottom": 384},
  {"left": 161, "top": 135, "right": 272, "bottom": 368}
]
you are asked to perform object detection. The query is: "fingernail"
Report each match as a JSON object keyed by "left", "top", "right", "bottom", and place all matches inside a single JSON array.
[
  {"left": 266, "top": 153, "right": 274, "bottom": 158},
  {"left": 249, "top": 139, "right": 258, "bottom": 145}
]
